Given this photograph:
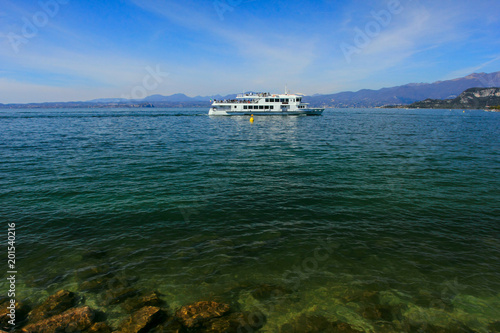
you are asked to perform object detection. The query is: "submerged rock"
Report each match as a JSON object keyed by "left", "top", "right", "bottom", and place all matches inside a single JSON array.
[
  {"left": 0, "top": 299, "right": 30, "bottom": 329},
  {"left": 150, "top": 318, "right": 185, "bottom": 333},
  {"left": 80, "top": 274, "right": 115, "bottom": 293},
  {"left": 28, "top": 290, "right": 78, "bottom": 323},
  {"left": 102, "top": 287, "right": 139, "bottom": 306},
  {"left": 81, "top": 271, "right": 138, "bottom": 298},
  {"left": 121, "top": 292, "right": 165, "bottom": 313},
  {"left": 203, "top": 311, "right": 266, "bottom": 333},
  {"left": 362, "top": 304, "right": 403, "bottom": 322},
  {"left": 175, "top": 301, "right": 230, "bottom": 328},
  {"left": 22, "top": 306, "right": 95, "bottom": 333},
  {"left": 87, "top": 322, "right": 113, "bottom": 333},
  {"left": 280, "top": 314, "right": 362, "bottom": 333},
  {"left": 342, "top": 290, "right": 380, "bottom": 304},
  {"left": 117, "top": 306, "right": 166, "bottom": 333},
  {"left": 99, "top": 276, "right": 139, "bottom": 305}
]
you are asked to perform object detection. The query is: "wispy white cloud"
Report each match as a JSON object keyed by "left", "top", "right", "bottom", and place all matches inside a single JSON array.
[
  {"left": 444, "top": 55, "right": 500, "bottom": 80},
  {"left": 128, "top": 0, "right": 318, "bottom": 72},
  {"left": 1, "top": 43, "right": 151, "bottom": 84}
]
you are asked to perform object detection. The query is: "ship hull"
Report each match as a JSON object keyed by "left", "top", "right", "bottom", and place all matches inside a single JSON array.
[{"left": 208, "top": 108, "right": 324, "bottom": 116}]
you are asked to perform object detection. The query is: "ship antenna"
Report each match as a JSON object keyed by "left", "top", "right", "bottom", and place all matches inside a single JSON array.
[{"left": 285, "top": 84, "right": 288, "bottom": 95}]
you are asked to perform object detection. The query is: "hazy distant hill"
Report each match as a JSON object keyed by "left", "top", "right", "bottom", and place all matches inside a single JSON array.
[
  {"left": 144, "top": 93, "right": 194, "bottom": 102},
  {"left": 397, "top": 87, "right": 500, "bottom": 109},
  {"left": 89, "top": 93, "right": 239, "bottom": 104},
  {"left": 305, "top": 72, "right": 500, "bottom": 107}
]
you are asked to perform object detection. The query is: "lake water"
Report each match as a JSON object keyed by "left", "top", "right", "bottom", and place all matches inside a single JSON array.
[{"left": 1, "top": 108, "right": 499, "bottom": 332}]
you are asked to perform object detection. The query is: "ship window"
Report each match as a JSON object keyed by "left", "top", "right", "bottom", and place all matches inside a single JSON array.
[
  {"left": 259, "top": 105, "right": 264, "bottom": 109},
  {"left": 285, "top": 99, "right": 289, "bottom": 103},
  {"left": 234, "top": 106, "right": 237, "bottom": 109},
  {"left": 266, "top": 98, "right": 269, "bottom": 102},
  {"left": 280, "top": 99, "right": 284, "bottom": 103},
  {"left": 244, "top": 106, "right": 247, "bottom": 109},
  {"left": 271, "top": 105, "right": 274, "bottom": 109}
]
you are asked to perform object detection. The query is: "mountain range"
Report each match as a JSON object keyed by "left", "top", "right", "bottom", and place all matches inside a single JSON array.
[{"left": 1, "top": 71, "right": 499, "bottom": 108}]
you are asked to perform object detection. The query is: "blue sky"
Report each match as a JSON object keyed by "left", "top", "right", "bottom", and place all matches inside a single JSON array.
[{"left": 1, "top": 0, "right": 499, "bottom": 103}]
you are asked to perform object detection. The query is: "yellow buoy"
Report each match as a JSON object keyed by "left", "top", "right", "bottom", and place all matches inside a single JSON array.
[{"left": 250, "top": 114, "right": 254, "bottom": 123}]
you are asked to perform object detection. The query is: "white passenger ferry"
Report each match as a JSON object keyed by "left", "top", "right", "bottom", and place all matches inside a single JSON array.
[{"left": 208, "top": 91, "right": 324, "bottom": 116}]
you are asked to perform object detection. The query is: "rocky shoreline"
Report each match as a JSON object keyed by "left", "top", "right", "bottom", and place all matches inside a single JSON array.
[
  {"left": 2, "top": 249, "right": 499, "bottom": 332},
  {"left": 0, "top": 289, "right": 261, "bottom": 332},
  {"left": 1, "top": 288, "right": 363, "bottom": 333},
  {"left": 3, "top": 285, "right": 500, "bottom": 333}
]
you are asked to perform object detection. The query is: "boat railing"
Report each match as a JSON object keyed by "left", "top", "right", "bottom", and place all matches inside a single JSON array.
[
  {"left": 213, "top": 99, "right": 260, "bottom": 104},
  {"left": 236, "top": 92, "right": 271, "bottom": 98}
]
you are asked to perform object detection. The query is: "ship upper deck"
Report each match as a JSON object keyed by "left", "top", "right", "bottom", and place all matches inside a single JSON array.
[
  {"left": 236, "top": 92, "right": 304, "bottom": 99},
  {"left": 212, "top": 92, "right": 305, "bottom": 105},
  {"left": 236, "top": 92, "right": 270, "bottom": 99}
]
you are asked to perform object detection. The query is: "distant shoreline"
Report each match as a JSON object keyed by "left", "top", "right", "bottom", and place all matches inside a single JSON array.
[{"left": 0, "top": 105, "right": 497, "bottom": 110}]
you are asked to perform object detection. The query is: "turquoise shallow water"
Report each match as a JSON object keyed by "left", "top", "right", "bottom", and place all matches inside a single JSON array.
[{"left": 1, "top": 108, "right": 499, "bottom": 331}]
